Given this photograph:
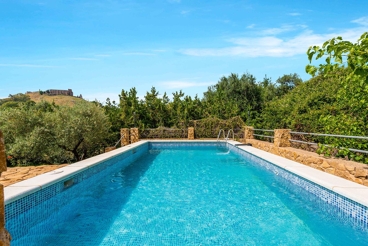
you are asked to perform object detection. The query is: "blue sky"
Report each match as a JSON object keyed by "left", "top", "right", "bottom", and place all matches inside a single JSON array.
[{"left": 1, "top": 0, "right": 368, "bottom": 102}]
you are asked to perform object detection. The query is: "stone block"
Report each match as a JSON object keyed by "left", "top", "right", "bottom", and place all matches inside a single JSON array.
[
  {"left": 120, "top": 128, "right": 130, "bottom": 146},
  {"left": 130, "top": 128, "right": 139, "bottom": 144},
  {"left": 188, "top": 127, "right": 195, "bottom": 140},
  {"left": 244, "top": 126, "right": 254, "bottom": 140},
  {"left": 345, "top": 164, "right": 356, "bottom": 172},
  {"left": 274, "top": 129, "right": 291, "bottom": 147},
  {"left": 354, "top": 168, "right": 368, "bottom": 178},
  {"left": 325, "top": 168, "right": 335, "bottom": 175},
  {"left": 104, "top": 147, "right": 116, "bottom": 153},
  {"left": 321, "top": 161, "right": 331, "bottom": 169},
  {"left": 337, "top": 163, "right": 347, "bottom": 171}
]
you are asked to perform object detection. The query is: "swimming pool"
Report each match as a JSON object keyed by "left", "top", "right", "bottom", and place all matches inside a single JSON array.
[{"left": 5, "top": 141, "right": 368, "bottom": 245}]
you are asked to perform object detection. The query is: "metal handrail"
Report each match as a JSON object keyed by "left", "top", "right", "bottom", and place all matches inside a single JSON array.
[
  {"left": 289, "top": 139, "right": 368, "bottom": 154},
  {"left": 253, "top": 129, "right": 274, "bottom": 132},
  {"left": 290, "top": 131, "right": 368, "bottom": 140},
  {"left": 226, "top": 129, "right": 234, "bottom": 141},
  {"left": 114, "top": 133, "right": 125, "bottom": 147},
  {"left": 217, "top": 129, "right": 226, "bottom": 141},
  {"left": 254, "top": 134, "right": 274, "bottom": 139}
]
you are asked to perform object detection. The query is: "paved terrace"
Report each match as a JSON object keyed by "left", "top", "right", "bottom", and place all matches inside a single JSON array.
[{"left": 0, "top": 164, "right": 68, "bottom": 187}]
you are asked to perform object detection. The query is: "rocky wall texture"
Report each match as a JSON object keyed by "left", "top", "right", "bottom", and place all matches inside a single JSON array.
[
  {"left": 0, "top": 131, "right": 11, "bottom": 245},
  {"left": 104, "top": 147, "right": 116, "bottom": 153},
  {"left": 120, "top": 128, "right": 130, "bottom": 146},
  {"left": 274, "top": 129, "right": 291, "bottom": 147},
  {"left": 188, "top": 127, "right": 195, "bottom": 140},
  {"left": 243, "top": 126, "right": 254, "bottom": 142},
  {"left": 130, "top": 128, "right": 139, "bottom": 144},
  {"left": 245, "top": 139, "right": 368, "bottom": 187}
]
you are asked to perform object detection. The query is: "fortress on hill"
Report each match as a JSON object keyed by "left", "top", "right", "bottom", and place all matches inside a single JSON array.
[
  {"left": 26, "top": 89, "right": 82, "bottom": 98},
  {"left": 48, "top": 89, "right": 73, "bottom": 96}
]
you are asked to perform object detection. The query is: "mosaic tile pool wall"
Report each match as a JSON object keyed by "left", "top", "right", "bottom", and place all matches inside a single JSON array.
[
  {"left": 5, "top": 141, "right": 368, "bottom": 242},
  {"left": 228, "top": 144, "right": 368, "bottom": 231},
  {"left": 5, "top": 142, "right": 149, "bottom": 240}
]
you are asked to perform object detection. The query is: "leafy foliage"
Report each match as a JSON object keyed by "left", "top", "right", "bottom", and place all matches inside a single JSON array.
[
  {"left": 0, "top": 100, "right": 110, "bottom": 166},
  {"left": 306, "top": 32, "right": 368, "bottom": 78}
]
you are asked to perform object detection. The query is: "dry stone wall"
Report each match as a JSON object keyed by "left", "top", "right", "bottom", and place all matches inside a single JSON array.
[
  {"left": 245, "top": 138, "right": 368, "bottom": 187},
  {"left": 121, "top": 128, "right": 130, "bottom": 146},
  {"left": 130, "top": 128, "right": 139, "bottom": 144},
  {"left": 0, "top": 131, "right": 12, "bottom": 245},
  {"left": 243, "top": 126, "right": 254, "bottom": 141},
  {"left": 188, "top": 127, "right": 195, "bottom": 140}
]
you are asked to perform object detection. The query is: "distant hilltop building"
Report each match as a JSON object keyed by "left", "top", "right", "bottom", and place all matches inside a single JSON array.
[
  {"left": 48, "top": 89, "right": 73, "bottom": 96},
  {"left": 27, "top": 89, "right": 82, "bottom": 98}
]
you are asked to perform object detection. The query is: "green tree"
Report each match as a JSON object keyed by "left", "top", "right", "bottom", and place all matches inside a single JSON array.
[
  {"left": 275, "top": 73, "right": 303, "bottom": 97},
  {"left": 0, "top": 100, "right": 110, "bottom": 165},
  {"left": 202, "top": 73, "right": 263, "bottom": 122},
  {"left": 306, "top": 32, "right": 368, "bottom": 82},
  {"left": 119, "top": 87, "right": 141, "bottom": 127},
  {"left": 48, "top": 101, "right": 110, "bottom": 161}
]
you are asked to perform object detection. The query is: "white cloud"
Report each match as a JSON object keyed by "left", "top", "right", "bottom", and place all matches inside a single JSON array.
[
  {"left": 180, "top": 24, "right": 366, "bottom": 58},
  {"left": 181, "top": 10, "right": 190, "bottom": 15},
  {"left": 351, "top": 16, "right": 368, "bottom": 26},
  {"left": 289, "top": 12, "right": 301, "bottom": 16},
  {"left": 160, "top": 81, "right": 213, "bottom": 89},
  {"left": 261, "top": 24, "right": 306, "bottom": 35},
  {"left": 247, "top": 24, "right": 255, "bottom": 29}
]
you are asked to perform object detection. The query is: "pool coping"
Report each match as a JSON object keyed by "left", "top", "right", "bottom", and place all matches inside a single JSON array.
[{"left": 4, "top": 140, "right": 368, "bottom": 208}]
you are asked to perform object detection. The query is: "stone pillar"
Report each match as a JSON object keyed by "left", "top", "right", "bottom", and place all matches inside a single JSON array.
[
  {"left": 274, "top": 129, "right": 291, "bottom": 147},
  {"left": 120, "top": 128, "right": 130, "bottom": 146},
  {"left": 244, "top": 126, "right": 254, "bottom": 141},
  {"left": 130, "top": 128, "right": 139, "bottom": 144},
  {"left": 0, "top": 131, "right": 11, "bottom": 245},
  {"left": 188, "top": 127, "right": 194, "bottom": 140}
]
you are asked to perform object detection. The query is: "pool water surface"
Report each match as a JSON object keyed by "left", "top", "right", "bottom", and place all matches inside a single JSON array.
[{"left": 10, "top": 145, "right": 368, "bottom": 245}]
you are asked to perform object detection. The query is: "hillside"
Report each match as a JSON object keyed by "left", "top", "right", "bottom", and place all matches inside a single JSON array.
[{"left": 26, "top": 92, "right": 85, "bottom": 106}]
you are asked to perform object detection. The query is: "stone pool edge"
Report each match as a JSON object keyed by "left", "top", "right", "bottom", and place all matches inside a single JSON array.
[{"left": 3, "top": 140, "right": 149, "bottom": 205}]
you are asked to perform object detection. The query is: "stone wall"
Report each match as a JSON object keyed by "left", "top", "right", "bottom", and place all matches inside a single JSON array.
[
  {"left": 245, "top": 138, "right": 368, "bottom": 187},
  {"left": 243, "top": 126, "right": 254, "bottom": 141},
  {"left": 188, "top": 127, "right": 195, "bottom": 140},
  {"left": 104, "top": 147, "right": 116, "bottom": 153},
  {"left": 120, "top": 128, "right": 130, "bottom": 146},
  {"left": 0, "top": 131, "right": 11, "bottom": 245},
  {"left": 130, "top": 128, "right": 139, "bottom": 144},
  {"left": 274, "top": 129, "right": 291, "bottom": 147}
]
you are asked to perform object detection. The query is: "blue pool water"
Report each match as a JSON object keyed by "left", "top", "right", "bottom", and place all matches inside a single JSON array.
[{"left": 9, "top": 145, "right": 368, "bottom": 245}]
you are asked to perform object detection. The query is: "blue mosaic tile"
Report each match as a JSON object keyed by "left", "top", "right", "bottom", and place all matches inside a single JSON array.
[
  {"left": 227, "top": 143, "right": 368, "bottom": 231},
  {"left": 5, "top": 143, "right": 149, "bottom": 240}
]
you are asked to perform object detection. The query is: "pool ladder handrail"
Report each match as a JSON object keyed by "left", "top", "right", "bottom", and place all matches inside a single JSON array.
[
  {"left": 217, "top": 129, "right": 226, "bottom": 142},
  {"left": 217, "top": 129, "right": 234, "bottom": 142},
  {"left": 226, "top": 129, "right": 234, "bottom": 141}
]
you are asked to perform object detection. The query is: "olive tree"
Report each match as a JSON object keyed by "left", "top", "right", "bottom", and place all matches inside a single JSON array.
[
  {"left": 46, "top": 101, "right": 110, "bottom": 161},
  {"left": 0, "top": 100, "right": 110, "bottom": 165}
]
